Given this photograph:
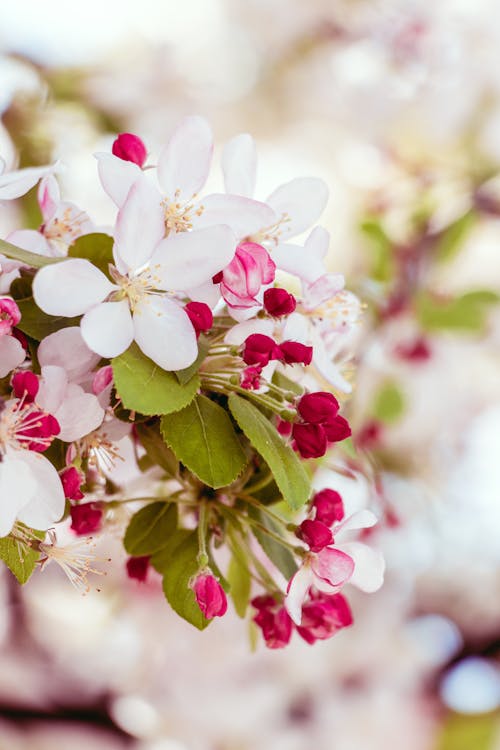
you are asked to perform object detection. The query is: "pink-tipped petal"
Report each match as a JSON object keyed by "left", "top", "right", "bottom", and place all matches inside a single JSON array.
[
  {"left": 222, "top": 133, "right": 257, "bottom": 197},
  {"left": 33, "top": 259, "right": 115, "bottom": 317},
  {"left": 114, "top": 176, "right": 164, "bottom": 272},
  {"left": 194, "top": 194, "right": 276, "bottom": 237},
  {"left": 337, "top": 542, "right": 385, "bottom": 593},
  {"left": 302, "top": 273, "right": 345, "bottom": 309},
  {"left": 38, "top": 175, "right": 60, "bottom": 223},
  {"left": 285, "top": 564, "right": 314, "bottom": 625},
  {"left": 95, "top": 152, "right": 142, "bottom": 207},
  {"left": 151, "top": 225, "right": 236, "bottom": 291},
  {"left": 311, "top": 547, "right": 355, "bottom": 589},
  {"left": 81, "top": 300, "right": 134, "bottom": 359},
  {"left": 267, "top": 177, "right": 329, "bottom": 239},
  {"left": 158, "top": 116, "right": 213, "bottom": 201},
  {"left": 133, "top": 296, "right": 198, "bottom": 371}
]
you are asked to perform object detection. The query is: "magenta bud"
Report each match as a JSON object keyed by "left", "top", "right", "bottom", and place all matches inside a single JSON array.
[
  {"left": 126, "top": 555, "right": 151, "bottom": 582},
  {"left": 112, "top": 133, "right": 147, "bottom": 167},
  {"left": 297, "top": 392, "right": 339, "bottom": 424},
  {"left": 279, "top": 341, "right": 313, "bottom": 366},
  {"left": 193, "top": 573, "right": 227, "bottom": 619},
  {"left": 70, "top": 502, "right": 103, "bottom": 535},
  {"left": 263, "top": 287, "right": 296, "bottom": 317},
  {"left": 292, "top": 422, "right": 328, "bottom": 459},
  {"left": 297, "top": 518, "right": 333, "bottom": 552},
  {"left": 312, "top": 489, "right": 344, "bottom": 525},
  {"left": 60, "top": 466, "right": 84, "bottom": 501},
  {"left": 185, "top": 301, "right": 213, "bottom": 338}
]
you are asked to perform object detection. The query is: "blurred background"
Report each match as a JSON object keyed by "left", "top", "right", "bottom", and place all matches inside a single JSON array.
[{"left": 1, "top": 1, "right": 500, "bottom": 748}]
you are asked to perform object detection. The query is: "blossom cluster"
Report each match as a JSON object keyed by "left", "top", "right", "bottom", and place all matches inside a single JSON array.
[{"left": 0, "top": 117, "right": 383, "bottom": 648}]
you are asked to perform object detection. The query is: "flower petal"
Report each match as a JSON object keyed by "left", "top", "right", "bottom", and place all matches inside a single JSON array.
[
  {"left": 157, "top": 116, "right": 213, "bottom": 201},
  {"left": 0, "top": 335, "right": 25, "bottom": 377},
  {"left": 37, "top": 365, "right": 68, "bottom": 415},
  {"left": 336, "top": 509, "right": 378, "bottom": 537},
  {"left": 311, "top": 547, "right": 355, "bottom": 588},
  {"left": 222, "top": 133, "right": 257, "bottom": 197},
  {"left": 194, "top": 194, "right": 276, "bottom": 238},
  {"left": 267, "top": 177, "right": 328, "bottom": 239},
  {"left": 7, "top": 229, "right": 51, "bottom": 256},
  {"left": 151, "top": 225, "right": 236, "bottom": 291},
  {"left": 302, "top": 273, "right": 345, "bottom": 308},
  {"left": 38, "top": 175, "right": 60, "bottom": 223},
  {"left": 0, "top": 450, "right": 38, "bottom": 537},
  {"left": 0, "top": 163, "right": 60, "bottom": 201},
  {"left": 33, "top": 259, "right": 115, "bottom": 317},
  {"left": 337, "top": 542, "right": 385, "bottom": 593},
  {"left": 81, "top": 300, "right": 134, "bottom": 358},
  {"left": 38, "top": 327, "right": 101, "bottom": 382},
  {"left": 95, "top": 152, "right": 142, "bottom": 207},
  {"left": 133, "top": 296, "right": 198, "bottom": 371},
  {"left": 55, "top": 384, "right": 105, "bottom": 442},
  {"left": 15, "top": 451, "right": 65, "bottom": 530},
  {"left": 114, "top": 176, "right": 165, "bottom": 272},
  {"left": 285, "top": 564, "right": 314, "bottom": 625}
]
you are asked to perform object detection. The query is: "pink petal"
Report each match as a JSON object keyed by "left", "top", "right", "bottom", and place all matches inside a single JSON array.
[
  {"left": 114, "top": 176, "right": 164, "bottom": 272},
  {"left": 81, "top": 300, "right": 134, "bottom": 358},
  {"left": 0, "top": 335, "right": 25, "bottom": 377},
  {"left": 157, "top": 116, "right": 213, "bottom": 201},
  {"left": 194, "top": 194, "right": 276, "bottom": 238},
  {"left": 38, "top": 327, "right": 101, "bottom": 382},
  {"left": 311, "top": 547, "right": 355, "bottom": 588},
  {"left": 95, "top": 152, "right": 142, "bottom": 207},
  {"left": 337, "top": 542, "right": 385, "bottom": 593},
  {"left": 33, "top": 259, "right": 116, "bottom": 317},
  {"left": 222, "top": 133, "right": 257, "bottom": 197},
  {"left": 55, "top": 384, "right": 105, "bottom": 442},
  {"left": 285, "top": 564, "right": 314, "bottom": 625},
  {"left": 133, "top": 296, "right": 198, "bottom": 371},
  {"left": 267, "top": 177, "right": 328, "bottom": 239},
  {"left": 302, "top": 273, "right": 345, "bottom": 309},
  {"left": 38, "top": 175, "right": 60, "bottom": 223}
]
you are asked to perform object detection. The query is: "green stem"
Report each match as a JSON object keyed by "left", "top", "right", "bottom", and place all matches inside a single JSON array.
[
  {"left": 0, "top": 238, "right": 62, "bottom": 268},
  {"left": 238, "top": 492, "right": 290, "bottom": 528},
  {"left": 197, "top": 501, "right": 209, "bottom": 568},
  {"left": 201, "top": 375, "right": 281, "bottom": 413}
]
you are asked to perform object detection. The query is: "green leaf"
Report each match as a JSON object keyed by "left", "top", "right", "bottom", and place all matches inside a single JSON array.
[
  {"left": 124, "top": 502, "right": 178, "bottom": 555},
  {"left": 247, "top": 505, "right": 298, "bottom": 580},
  {"left": 227, "top": 553, "right": 251, "bottom": 618},
  {"left": 16, "top": 297, "right": 80, "bottom": 340},
  {"left": 0, "top": 237, "right": 61, "bottom": 268},
  {"left": 436, "top": 712, "right": 499, "bottom": 750},
  {"left": 135, "top": 422, "right": 179, "bottom": 476},
  {"left": 272, "top": 370, "right": 304, "bottom": 396},
  {"left": 372, "top": 381, "right": 405, "bottom": 424},
  {"left": 175, "top": 334, "right": 210, "bottom": 385},
  {"left": 157, "top": 530, "right": 210, "bottom": 630},
  {"left": 161, "top": 394, "right": 247, "bottom": 489},
  {"left": 228, "top": 393, "right": 311, "bottom": 511},
  {"left": 416, "top": 290, "right": 499, "bottom": 333},
  {"left": 112, "top": 342, "right": 200, "bottom": 416},
  {"left": 360, "top": 218, "right": 394, "bottom": 282},
  {"left": 0, "top": 530, "right": 44, "bottom": 584},
  {"left": 435, "top": 210, "right": 476, "bottom": 263},
  {"left": 68, "top": 232, "right": 114, "bottom": 276}
]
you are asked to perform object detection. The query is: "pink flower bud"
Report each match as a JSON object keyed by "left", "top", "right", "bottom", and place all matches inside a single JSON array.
[
  {"left": 312, "top": 489, "right": 344, "bottom": 525},
  {"left": 323, "top": 415, "right": 351, "bottom": 443},
  {"left": 112, "top": 133, "right": 147, "bottom": 167},
  {"left": 242, "top": 333, "right": 282, "bottom": 367},
  {"left": 296, "top": 591, "right": 353, "bottom": 644},
  {"left": 11, "top": 371, "right": 39, "bottom": 402},
  {"left": 297, "top": 392, "right": 339, "bottom": 424},
  {"left": 292, "top": 422, "right": 328, "bottom": 459},
  {"left": 126, "top": 555, "right": 150, "bottom": 582},
  {"left": 279, "top": 341, "right": 313, "bottom": 366},
  {"left": 0, "top": 297, "right": 21, "bottom": 336},
  {"left": 92, "top": 365, "right": 113, "bottom": 395},
  {"left": 263, "top": 288, "right": 296, "bottom": 317},
  {"left": 60, "top": 466, "right": 85, "bottom": 501},
  {"left": 297, "top": 519, "right": 333, "bottom": 552},
  {"left": 18, "top": 412, "right": 60, "bottom": 452},
  {"left": 252, "top": 597, "right": 293, "bottom": 649},
  {"left": 70, "top": 502, "right": 103, "bottom": 535},
  {"left": 185, "top": 301, "right": 213, "bottom": 338},
  {"left": 276, "top": 418, "right": 293, "bottom": 437},
  {"left": 220, "top": 242, "right": 276, "bottom": 309},
  {"left": 193, "top": 573, "right": 227, "bottom": 619},
  {"left": 241, "top": 365, "right": 262, "bottom": 390}
]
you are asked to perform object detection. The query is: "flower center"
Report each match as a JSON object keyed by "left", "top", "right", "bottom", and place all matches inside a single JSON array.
[
  {"left": 0, "top": 400, "right": 58, "bottom": 454},
  {"left": 109, "top": 265, "right": 164, "bottom": 312},
  {"left": 162, "top": 191, "right": 204, "bottom": 235}
]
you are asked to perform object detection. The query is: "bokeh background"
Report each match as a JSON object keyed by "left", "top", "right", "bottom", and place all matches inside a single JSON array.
[{"left": 1, "top": 1, "right": 500, "bottom": 748}]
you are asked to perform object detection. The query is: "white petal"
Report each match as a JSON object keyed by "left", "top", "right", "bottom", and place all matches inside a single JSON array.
[
  {"left": 55, "top": 384, "right": 105, "bottom": 442},
  {"left": 224, "top": 318, "right": 275, "bottom": 345},
  {"left": 282, "top": 312, "right": 309, "bottom": 343},
  {"left": 114, "top": 176, "right": 164, "bottom": 272},
  {"left": 194, "top": 194, "right": 275, "bottom": 238},
  {"left": 267, "top": 177, "right": 328, "bottom": 239},
  {"left": 0, "top": 335, "right": 25, "bottom": 377},
  {"left": 38, "top": 327, "right": 101, "bottom": 382},
  {"left": 37, "top": 365, "right": 68, "bottom": 415},
  {"left": 273, "top": 242, "right": 323, "bottom": 283},
  {"left": 0, "top": 163, "right": 60, "bottom": 201},
  {"left": 158, "top": 116, "right": 213, "bottom": 201},
  {"left": 337, "top": 542, "right": 385, "bottom": 593},
  {"left": 309, "top": 328, "right": 353, "bottom": 394},
  {"left": 186, "top": 281, "right": 222, "bottom": 308},
  {"left": 302, "top": 273, "right": 345, "bottom": 308},
  {"left": 151, "top": 225, "right": 236, "bottom": 291},
  {"left": 33, "top": 259, "right": 115, "bottom": 316},
  {"left": 7, "top": 229, "right": 51, "bottom": 256},
  {"left": 336, "top": 510, "right": 378, "bottom": 537},
  {"left": 133, "top": 296, "right": 198, "bottom": 371},
  {"left": 0, "top": 450, "right": 38, "bottom": 537},
  {"left": 15, "top": 451, "right": 65, "bottom": 530},
  {"left": 81, "top": 300, "right": 134, "bottom": 359},
  {"left": 95, "top": 152, "right": 142, "bottom": 207},
  {"left": 285, "top": 565, "right": 314, "bottom": 625},
  {"left": 222, "top": 133, "right": 257, "bottom": 197}
]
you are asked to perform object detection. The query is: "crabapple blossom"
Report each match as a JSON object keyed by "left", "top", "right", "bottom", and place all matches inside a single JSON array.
[
  {"left": 252, "top": 596, "right": 293, "bottom": 649},
  {"left": 126, "top": 555, "right": 150, "bottom": 582},
  {"left": 70, "top": 502, "right": 103, "bottom": 535},
  {"left": 193, "top": 574, "right": 228, "bottom": 619},
  {"left": 33, "top": 175, "right": 236, "bottom": 370}
]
